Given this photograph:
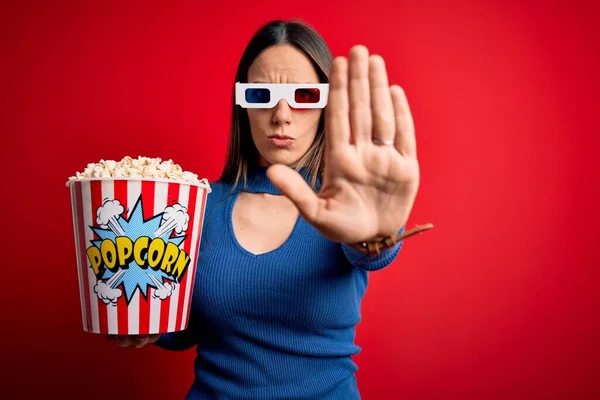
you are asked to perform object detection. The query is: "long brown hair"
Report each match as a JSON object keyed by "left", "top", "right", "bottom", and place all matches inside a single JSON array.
[{"left": 219, "top": 19, "right": 333, "bottom": 190}]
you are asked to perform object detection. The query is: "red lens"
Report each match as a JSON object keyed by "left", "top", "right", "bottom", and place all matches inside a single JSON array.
[{"left": 294, "top": 88, "right": 320, "bottom": 103}]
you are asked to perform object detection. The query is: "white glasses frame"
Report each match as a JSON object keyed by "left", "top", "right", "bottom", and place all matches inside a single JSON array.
[{"left": 235, "top": 82, "right": 329, "bottom": 109}]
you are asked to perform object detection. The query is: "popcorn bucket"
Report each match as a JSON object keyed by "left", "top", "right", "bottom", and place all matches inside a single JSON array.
[{"left": 67, "top": 177, "right": 210, "bottom": 335}]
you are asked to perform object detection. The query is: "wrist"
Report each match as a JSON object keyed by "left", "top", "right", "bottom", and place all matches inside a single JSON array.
[{"left": 349, "top": 223, "right": 434, "bottom": 255}]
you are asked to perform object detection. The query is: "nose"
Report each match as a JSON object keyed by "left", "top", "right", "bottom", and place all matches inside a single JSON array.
[{"left": 272, "top": 99, "right": 292, "bottom": 126}]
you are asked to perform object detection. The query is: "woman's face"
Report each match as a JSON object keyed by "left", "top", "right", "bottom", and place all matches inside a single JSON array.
[{"left": 246, "top": 44, "right": 323, "bottom": 167}]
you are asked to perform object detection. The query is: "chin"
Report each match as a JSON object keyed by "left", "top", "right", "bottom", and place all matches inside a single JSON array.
[{"left": 260, "top": 150, "right": 303, "bottom": 167}]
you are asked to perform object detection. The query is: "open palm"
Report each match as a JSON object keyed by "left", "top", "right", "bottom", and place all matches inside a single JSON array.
[{"left": 268, "top": 45, "right": 422, "bottom": 244}]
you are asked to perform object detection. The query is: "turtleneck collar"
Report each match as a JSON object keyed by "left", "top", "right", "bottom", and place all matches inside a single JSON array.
[{"left": 238, "top": 166, "right": 321, "bottom": 195}]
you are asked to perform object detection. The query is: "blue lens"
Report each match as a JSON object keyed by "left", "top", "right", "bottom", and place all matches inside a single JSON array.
[{"left": 245, "top": 88, "right": 270, "bottom": 104}]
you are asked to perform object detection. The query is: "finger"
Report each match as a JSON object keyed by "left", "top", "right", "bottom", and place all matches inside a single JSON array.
[
  {"left": 266, "top": 164, "right": 324, "bottom": 224},
  {"left": 115, "top": 335, "right": 142, "bottom": 347},
  {"left": 325, "top": 56, "right": 350, "bottom": 151},
  {"left": 391, "top": 85, "right": 417, "bottom": 157},
  {"left": 348, "top": 45, "right": 372, "bottom": 144},
  {"left": 131, "top": 335, "right": 150, "bottom": 348},
  {"left": 116, "top": 337, "right": 132, "bottom": 347},
  {"left": 369, "top": 55, "right": 395, "bottom": 144},
  {"left": 149, "top": 334, "right": 162, "bottom": 343}
]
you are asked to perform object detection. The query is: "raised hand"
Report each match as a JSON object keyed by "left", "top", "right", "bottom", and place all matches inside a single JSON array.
[{"left": 268, "top": 45, "right": 422, "bottom": 244}]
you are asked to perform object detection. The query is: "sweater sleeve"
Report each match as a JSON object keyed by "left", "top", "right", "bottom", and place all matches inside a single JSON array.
[{"left": 341, "top": 225, "right": 405, "bottom": 271}]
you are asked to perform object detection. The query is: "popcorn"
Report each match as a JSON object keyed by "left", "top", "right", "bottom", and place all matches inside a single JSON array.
[{"left": 67, "top": 156, "right": 210, "bottom": 189}]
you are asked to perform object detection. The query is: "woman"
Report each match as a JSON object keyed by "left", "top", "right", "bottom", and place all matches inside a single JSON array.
[{"left": 112, "top": 19, "right": 430, "bottom": 399}]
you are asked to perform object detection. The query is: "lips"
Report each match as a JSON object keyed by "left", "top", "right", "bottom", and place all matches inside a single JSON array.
[
  {"left": 268, "top": 134, "right": 294, "bottom": 140},
  {"left": 268, "top": 134, "right": 294, "bottom": 147}
]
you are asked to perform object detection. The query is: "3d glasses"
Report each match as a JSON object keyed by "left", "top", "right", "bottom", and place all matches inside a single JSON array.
[{"left": 235, "top": 82, "right": 329, "bottom": 109}]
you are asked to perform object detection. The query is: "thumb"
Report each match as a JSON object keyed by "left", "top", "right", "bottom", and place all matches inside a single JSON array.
[{"left": 266, "top": 164, "right": 322, "bottom": 223}]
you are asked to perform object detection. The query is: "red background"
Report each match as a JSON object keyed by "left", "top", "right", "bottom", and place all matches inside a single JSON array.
[{"left": 2, "top": 0, "right": 599, "bottom": 398}]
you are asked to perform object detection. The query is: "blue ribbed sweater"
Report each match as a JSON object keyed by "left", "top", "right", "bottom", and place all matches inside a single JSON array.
[{"left": 154, "top": 167, "right": 404, "bottom": 399}]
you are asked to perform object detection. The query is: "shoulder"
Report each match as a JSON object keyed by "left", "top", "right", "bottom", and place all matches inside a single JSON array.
[
  {"left": 204, "top": 180, "right": 234, "bottom": 214},
  {"left": 206, "top": 180, "right": 232, "bottom": 200},
  {"left": 194, "top": 180, "right": 232, "bottom": 240}
]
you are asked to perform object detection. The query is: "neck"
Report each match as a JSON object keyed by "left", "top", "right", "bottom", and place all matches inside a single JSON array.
[{"left": 238, "top": 165, "right": 319, "bottom": 195}]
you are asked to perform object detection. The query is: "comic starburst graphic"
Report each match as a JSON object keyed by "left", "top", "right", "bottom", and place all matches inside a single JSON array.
[{"left": 89, "top": 195, "right": 186, "bottom": 304}]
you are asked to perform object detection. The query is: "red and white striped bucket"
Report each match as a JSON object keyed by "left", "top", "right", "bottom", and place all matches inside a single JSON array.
[{"left": 67, "top": 178, "right": 210, "bottom": 335}]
